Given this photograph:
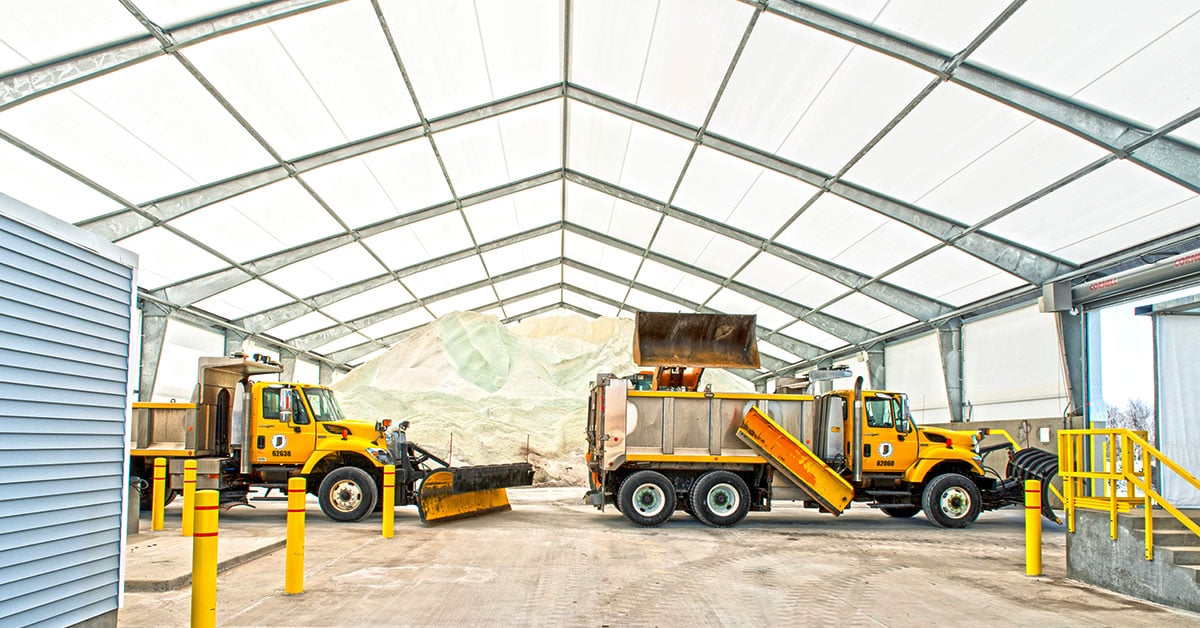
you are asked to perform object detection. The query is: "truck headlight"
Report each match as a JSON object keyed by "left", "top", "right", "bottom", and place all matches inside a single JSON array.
[{"left": 367, "top": 447, "right": 393, "bottom": 464}]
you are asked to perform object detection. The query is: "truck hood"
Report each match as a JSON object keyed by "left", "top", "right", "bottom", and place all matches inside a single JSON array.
[
  {"left": 918, "top": 426, "right": 975, "bottom": 449},
  {"left": 320, "top": 420, "right": 384, "bottom": 444}
]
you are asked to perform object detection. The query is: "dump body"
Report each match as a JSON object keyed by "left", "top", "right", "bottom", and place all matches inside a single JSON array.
[{"left": 130, "top": 355, "right": 532, "bottom": 524}]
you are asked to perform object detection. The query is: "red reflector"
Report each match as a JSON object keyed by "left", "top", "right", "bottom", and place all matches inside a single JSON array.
[{"left": 341, "top": 429, "right": 348, "bottom": 440}]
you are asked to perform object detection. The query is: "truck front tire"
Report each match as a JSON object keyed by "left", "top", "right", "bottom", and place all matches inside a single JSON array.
[
  {"left": 921, "top": 473, "right": 981, "bottom": 528},
  {"left": 617, "top": 470, "right": 676, "bottom": 527},
  {"left": 318, "top": 467, "right": 378, "bottom": 522},
  {"left": 689, "top": 470, "right": 750, "bottom": 527}
]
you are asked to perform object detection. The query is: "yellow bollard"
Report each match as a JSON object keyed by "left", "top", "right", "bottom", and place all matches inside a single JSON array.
[
  {"left": 1025, "top": 479, "right": 1042, "bottom": 577},
  {"left": 182, "top": 459, "right": 197, "bottom": 537},
  {"left": 383, "top": 464, "right": 395, "bottom": 539},
  {"left": 151, "top": 457, "right": 166, "bottom": 531},
  {"left": 285, "top": 476, "right": 305, "bottom": 595},
  {"left": 191, "top": 490, "right": 219, "bottom": 628}
]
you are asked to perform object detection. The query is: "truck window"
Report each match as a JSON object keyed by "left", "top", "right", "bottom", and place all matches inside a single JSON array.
[
  {"left": 262, "top": 387, "right": 309, "bottom": 424},
  {"left": 865, "top": 398, "right": 894, "bottom": 428},
  {"left": 302, "top": 388, "right": 345, "bottom": 422}
]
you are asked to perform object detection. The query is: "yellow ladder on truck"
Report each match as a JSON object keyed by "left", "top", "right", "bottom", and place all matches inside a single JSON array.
[{"left": 737, "top": 406, "right": 854, "bottom": 515}]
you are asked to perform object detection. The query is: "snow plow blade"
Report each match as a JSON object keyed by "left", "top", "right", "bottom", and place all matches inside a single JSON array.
[
  {"left": 417, "top": 463, "right": 534, "bottom": 525},
  {"left": 633, "top": 312, "right": 760, "bottom": 368},
  {"left": 1007, "top": 448, "right": 1061, "bottom": 524}
]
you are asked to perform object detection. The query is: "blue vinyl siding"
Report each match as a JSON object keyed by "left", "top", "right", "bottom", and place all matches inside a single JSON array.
[{"left": 0, "top": 207, "right": 134, "bottom": 628}]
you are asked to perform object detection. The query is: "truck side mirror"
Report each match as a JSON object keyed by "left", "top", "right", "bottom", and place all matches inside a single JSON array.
[
  {"left": 895, "top": 417, "right": 911, "bottom": 434},
  {"left": 280, "top": 409, "right": 293, "bottom": 424}
]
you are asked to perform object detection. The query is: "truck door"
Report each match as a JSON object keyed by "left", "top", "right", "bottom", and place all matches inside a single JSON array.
[
  {"left": 858, "top": 394, "right": 918, "bottom": 473},
  {"left": 253, "top": 386, "right": 317, "bottom": 466}
]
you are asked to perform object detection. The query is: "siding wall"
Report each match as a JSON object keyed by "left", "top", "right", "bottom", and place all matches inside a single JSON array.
[{"left": 0, "top": 196, "right": 136, "bottom": 627}]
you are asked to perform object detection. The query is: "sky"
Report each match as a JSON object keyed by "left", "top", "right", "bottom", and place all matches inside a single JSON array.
[{"left": 1095, "top": 285, "right": 1200, "bottom": 413}]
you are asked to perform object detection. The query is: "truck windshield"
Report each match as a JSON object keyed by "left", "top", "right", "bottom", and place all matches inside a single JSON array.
[{"left": 303, "top": 388, "right": 346, "bottom": 422}]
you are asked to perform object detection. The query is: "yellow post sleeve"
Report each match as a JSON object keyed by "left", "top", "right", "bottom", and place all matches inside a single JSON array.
[
  {"left": 151, "top": 457, "right": 166, "bottom": 531},
  {"left": 1025, "top": 479, "right": 1042, "bottom": 577},
  {"left": 382, "top": 464, "right": 395, "bottom": 539},
  {"left": 191, "top": 490, "right": 219, "bottom": 628},
  {"left": 182, "top": 460, "right": 197, "bottom": 537},
  {"left": 285, "top": 476, "right": 306, "bottom": 595}
]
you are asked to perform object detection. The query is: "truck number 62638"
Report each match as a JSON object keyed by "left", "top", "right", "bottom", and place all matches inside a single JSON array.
[{"left": 272, "top": 449, "right": 291, "bottom": 457}]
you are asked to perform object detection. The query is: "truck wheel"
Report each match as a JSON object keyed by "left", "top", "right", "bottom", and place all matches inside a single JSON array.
[
  {"left": 689, "top": 471, "right": 750, "bottom": 527},
  {"left": 880, "top": 505, "right": 921, "bottom": 518},
  {"left": 318, "top": 467, "right": 378, "bottom": 522},
  {"left": 617, "top": 470, "right": 676, "bottom": 527},
  {"left": 921, "top": 473, "right": 981, "bottom": 528}
]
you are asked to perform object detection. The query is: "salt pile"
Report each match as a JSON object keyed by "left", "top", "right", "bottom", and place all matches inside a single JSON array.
[{"left": 331, "top": 311, "right": 753, "bottom": 486}]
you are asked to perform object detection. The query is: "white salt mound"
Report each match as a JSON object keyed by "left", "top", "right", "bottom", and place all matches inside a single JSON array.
[{"left": 332, "top": 311, "right": 754, "bottom": 486}]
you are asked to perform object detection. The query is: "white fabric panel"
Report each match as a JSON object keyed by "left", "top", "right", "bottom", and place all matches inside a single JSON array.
[
  {"left": 821, "top": 292, "right": 916, "bottom": 332},
  {"left": 882, "top": 247, "right": 1025, "bottom": 307},
  {"left": 650, "top": 216, "right": 757, "bottom": 277},
  {"left": 361, "top": 212, "right": 474, "bottom": 271},
  {"left": 563, "top": 266, "right": 631, "bottom": 302},
  {"left": 428, "top": 286, "right": 498, "bottom": 318},
  {"left": 633, "top": 258, "right": 721, "bottom": 305},
  {"left": 988, "top": 161, "right": 1198, "bottom": 264},
  {"left": 349, "top": 349, "right": 387, "bottom": 368},
  {"left": 1156, "top": 314, "right": 1200, "bottom": 506},
  {"left": 625, "top": 288, "right": 686, "bottom": 314},
  {"left": 706, "top": 289, "right": 795, "bottom": 330},
  {"left": 193, "top": 280, "right": 292, "bottom": 321},
  {"left": 776, "top": 194, "right": 940, "bottom": 277},
  {"left": 464, "top": 181, "right": 561, "bottom": 243},
  {"left": 261, "top": 244, "right": 385, "bottom": 299},
  {"left": 436, "top": 100, "right": 561, "bottom": 196},
  {"left": 0, "top": 140, "right": 121, "bottom": 223},
  {"left": 494, "top": 267, "right": 560, "bottom": 300},
  {"left": 566, "top": 102, "right": 694, "bottom": 202},
  {"left": 845, "top": 83, "right": 1038, "bottom": 205},
  {"left": 293, "top": 359, "right": 320, "bottom": 386},
  {"left": 171, "top": 180, "right": 342, "bottom": 263},
  {"left": 115, "top": 228, "right": 229, "bottom": 290},
  {"left": 357, "top": 309, "right": 434, "bottom": 340},
  {"left": 563, "top": 233, "right": 644, "bottom": 278},
  {"left": 153, "top": 319, "right": 224, "bottom": 401},
  {"left": 736, "top": 252, "right": 849, "bottom": 309},
  {"left": 674, "top": 147, "right": 816, "bottom": 238},
  {"left": 320, "top": 283, "right": 412, "bottom": 322},
  {"left": 481, "top": 232, "right": 561, "bottom": 275},
  {"left": 962, "top": 305, "right": 1068, "bottom": 421},
  {"left": 565, "top": 182, "right": 659, "bottom": 248},
  {"left": 973, "top": 1, "right": 1199, "bottom": 127},
  {"left": 0, "top": 1, "right": 144, "bottom": 73},
  {"left": 302, "top": 140, "right": 451, "bottom": 229},
  {"left": 504, "top": 291, "right": 559, "bottom": 317},
  {"left": 563, "top": 290, "right": 620, "bottom": 318},
  {"left": 883, "top": 332, "right": 950, "bottom": 423},
  {"left": 263, "top": 311, "right": 336, "bottom": 341},
  {"left": 776, "top": 320, "right": 844, "bottom": 350},
  {"left": 313, "top": 332, "right": 371, "bottom": 355},
  {"left": 136, "top": 1, "right": 257, "bottom": 28},
  {"left": 402, "top": 256, "right": 488, "bottom": 299},
  {"left": 812, "top": 0, "right": 1009, "bottom": 55}
]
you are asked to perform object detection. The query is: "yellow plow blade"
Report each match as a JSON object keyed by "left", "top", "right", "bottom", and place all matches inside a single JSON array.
[{"left": 416, "top": 463, "right": 533, "bottom": 525}]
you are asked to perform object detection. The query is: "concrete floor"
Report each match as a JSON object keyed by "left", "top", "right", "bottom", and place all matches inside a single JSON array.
[{"left": 119, "top": 488, "right": 1200, "bottom": 627}]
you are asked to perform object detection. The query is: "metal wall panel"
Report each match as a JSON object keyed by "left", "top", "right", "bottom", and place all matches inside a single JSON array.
[{"left": 0, "top": 197, "right": 135, "bottom": 627}]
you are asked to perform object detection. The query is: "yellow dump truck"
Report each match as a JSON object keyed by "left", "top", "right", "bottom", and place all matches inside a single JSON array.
[
  {"left": 131, "top": 355, "right": 532, "bottom": 524},
  {"left": 584, "top": 313, "right": 1058, "bottom": 528}
]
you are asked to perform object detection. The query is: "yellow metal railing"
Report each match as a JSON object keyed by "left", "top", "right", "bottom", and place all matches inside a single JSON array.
[{"left": 1058, "top": 428, "right": 1200, "bottom": 560}]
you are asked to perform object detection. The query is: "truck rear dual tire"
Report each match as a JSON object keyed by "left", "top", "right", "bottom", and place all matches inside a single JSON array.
[
  {"left": 617, "top": 470, "right": 676, "bottom": 527},
  {"left": 318, "top": 467, "right": 378, "bottom": 522},
  {"left": 689, "top": 470, "right": 750, "bottom": 527},
  {"left": 921, "top": 473, "right": 981, "bottom": 528}
]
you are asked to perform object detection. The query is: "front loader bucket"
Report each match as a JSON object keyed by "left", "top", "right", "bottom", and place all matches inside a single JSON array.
[
  {"left": 633, "top": 312, "right": 760, "bottom": 368},
  {"left": 1007, "top": 448, "right": 1061, "bottom": 524},
  {"left": 417, "top": 463, "right": 534, "bottom": 525}
]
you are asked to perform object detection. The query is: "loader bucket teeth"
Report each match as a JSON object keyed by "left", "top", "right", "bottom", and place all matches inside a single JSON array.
[
  {"left": 417, "top": 464, "right": 535, "bottom": 525},
  {"left": 1007, "top": 448, "right": 1061, "bottom": 523},
  {"left": 633, "top": 312, "right": 760, "bottom": 368}
]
